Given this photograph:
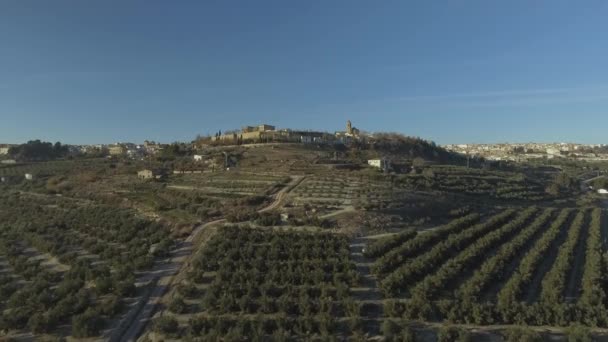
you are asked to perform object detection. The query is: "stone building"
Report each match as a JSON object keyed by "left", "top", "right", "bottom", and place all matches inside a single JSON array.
[
  {"left": 137, "top": 169, "right": 166, "bottom": 180},
  {"left": 108, "top": 145, "right": 126, "bottom": 156},
  {"left": 336, "top": 120, "right": 360, "bottom": 142}
]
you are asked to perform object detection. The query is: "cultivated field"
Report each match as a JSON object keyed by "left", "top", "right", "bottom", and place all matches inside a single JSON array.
[
  {"left": 0, "top": 192, "right": 173, "bottom": 339},
  {"left": 168, "top": 172, "right": 289, "bottom": 197},
  {"left": 150, "top": 226, "right": 363, "bottom": 340},
  {"left": 288, "top": 175, "right": 410, "bottom": 213},
  {"left": 370, "top": 207, "right": 608, "bottom": 328},
  {"left": 397, "top": 166, "right": 551, "bottom": 201},
  {"left": 1, "top": 144, "right": 605, "bottom": 341}
]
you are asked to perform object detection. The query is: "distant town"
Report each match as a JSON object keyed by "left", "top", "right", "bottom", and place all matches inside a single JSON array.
[{"left": 443, "top": 143, "right": 608, "bottom": 162}]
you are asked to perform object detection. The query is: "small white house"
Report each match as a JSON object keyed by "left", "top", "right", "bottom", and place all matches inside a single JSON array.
[
  {"left": 193, "top": 155, "right": 203, "bottom": 162},
  {"left": 598, "top": 189, "right": 608, "bottom": 195},
  {"left": 24, "top": 173, "right": 33, "bottom": 181},
  {"left": 368, "top": 159, "right": 391, "bottom": 172},
  {"left": 368, "top": 159, "right": 382, "bottom": 168}
]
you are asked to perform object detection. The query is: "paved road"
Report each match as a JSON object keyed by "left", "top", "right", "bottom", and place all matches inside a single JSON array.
[{"left": 114, "top": 176, "right": 304, "bottom": 342}]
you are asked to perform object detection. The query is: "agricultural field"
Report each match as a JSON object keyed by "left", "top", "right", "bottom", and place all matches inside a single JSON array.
[
  {"left": 0, "top": 159, "right": 291, "bottom": 233},
  {"left": 286, "top": 164, "right": 559, "bottom": 220},
  {"left": 150, "top": 226, "right": 363, "bottom": 340},
  {"left": 0, "top": 191, "right": 174, "bottom": 339},
  {"left": 287, "top": 174, "right": 410, "bottom": 213},
  {"left": 1, "top": 144, "right": 604, "bottom": 341},
  {"left": 397, "top": 165, "right": 553, "bottom": 201},
  {"left": 167, "top": 172, "right": 289, "bottom": 197},
  {"left": 369, "top": 206, "right": 608, "bottom": 329},
  {"left": 0, "top": 159, "right": 108, "bottom": 178}
]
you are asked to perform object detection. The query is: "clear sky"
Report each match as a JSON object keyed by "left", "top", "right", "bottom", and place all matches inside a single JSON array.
[{"left": 1, "top": 1, "right": 607, "bottom": 145}]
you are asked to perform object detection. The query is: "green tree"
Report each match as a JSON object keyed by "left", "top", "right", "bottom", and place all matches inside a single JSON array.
[
  {"left": 168, "top": 296, "right": 187, "bottom": 314},
  {"left": 503, "top": 326, "right": 543, "bottom": 342},
  {"left": 566, "top": 324, "right": 592, "bottom": 342},
  {"left": 437, "top": 326, "right": 470, "bottom": 342},
  {"left": 153, "top": 316, "right": 179, "bottom": 335},
  {"left": 381, "top": 319, "right": 400, "bottom": 339},
  {"left": 72, "top": 309, "right": 103, "bottom": 338}
]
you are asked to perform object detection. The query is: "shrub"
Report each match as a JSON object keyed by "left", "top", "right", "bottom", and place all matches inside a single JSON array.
[
  {"left": 114, "top": 279, "right": 136, "bottom": 297},
  {"left": 255, "top": 212, "right": 281, "bottom": 226},
  {"left": 437, "top": 326, "right": 470, "bottom": 342},
  {"left": 72, "top": 309, "right": 103, "bottom": 338},
  {"left": 100, "top": 295, "right": 123, "bottom": 316},
  {"left": 400, "top": 326, "right": 416, "bottom": 342},
  {"left": 153, "top": 315, "right": 179, "bottom": 335},
  {"left": 169, "top": 296, "right": 187, "bottom": 314},
  {"left": 178, "top": 283, "right": 199, "bottom": 298},
  {"left": 503, "top": 326, "right": 543, "bottom": 342},
  {"left": 380, "top": 319, "right": 400, "bottom": 339},
  {"left": 566, "top": 324, "right": 592, "bottom": 342},
  {"left": 28, "top": 313, "right": 56, "bottom": 333}
]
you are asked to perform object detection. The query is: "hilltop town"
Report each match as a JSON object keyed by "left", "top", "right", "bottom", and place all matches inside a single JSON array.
[{"left": 0, "top": 120, "right": 362, "bottom": 160}]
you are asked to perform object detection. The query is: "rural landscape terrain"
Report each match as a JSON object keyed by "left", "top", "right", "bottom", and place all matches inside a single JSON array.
[
  {"left": 1, "top": 129, "right": 608, "bottom": 342},
  {"left": 3, "top": 1, "right": 608, "bottom": 341}
]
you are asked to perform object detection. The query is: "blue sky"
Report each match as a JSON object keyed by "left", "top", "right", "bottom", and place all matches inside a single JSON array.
[{"left": 1, "top": 1, "right": 608, "bottom": 144}]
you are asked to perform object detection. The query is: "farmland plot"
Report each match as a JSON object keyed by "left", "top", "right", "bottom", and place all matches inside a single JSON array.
[
  {"left": 371, "top": 207, "right": 608, "bottom": 327},
  {"left": 288, "top": 175, "right": 409, "bottom": 211},
  {"left": 397, "top": 166, "right": 550, "bottom": 201},
  {"left": 153, "top": 226, "right": 364, "bottom": 340},
  {"left": 0, "top": 192, "right": 173, "bottom": 339},
  {"left": 168, "top": 172, "right": 288, "bottom": 198}
]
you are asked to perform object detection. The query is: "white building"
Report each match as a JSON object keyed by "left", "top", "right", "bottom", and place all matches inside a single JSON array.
[
  {"left": 368, "top": 159, "right": 391, "bottom": 172},
  {"left": 24, "top": 173, "right": 33, "bottom": 181},
  {"left": 300, "top": 135, "right": 314, "bottom": 144},
  {"left": 598, "top": 189, "right": 608, "bottom": 195},
  {"left": 193, "top": 155, "right": 203, "bottom": 162}
]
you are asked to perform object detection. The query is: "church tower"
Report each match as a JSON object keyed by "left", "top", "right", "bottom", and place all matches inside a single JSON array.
[{"left": 347, "top": 120, "right": 353, "bottom": 135}]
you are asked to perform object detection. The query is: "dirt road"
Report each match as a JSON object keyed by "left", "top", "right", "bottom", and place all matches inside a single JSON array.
[{"left": 349, "top": 237, "right": 383, "bottom": 335}]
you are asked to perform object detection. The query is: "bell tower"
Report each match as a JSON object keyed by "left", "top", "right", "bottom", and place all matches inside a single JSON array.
[{"left": 346, "top": 120, "right": 352, "bottom": 135}]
